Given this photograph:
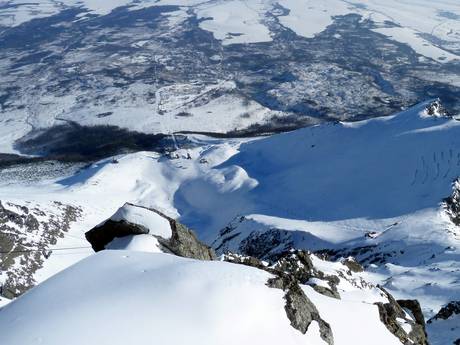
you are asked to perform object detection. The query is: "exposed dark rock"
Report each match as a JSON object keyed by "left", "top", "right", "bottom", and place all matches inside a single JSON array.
[
  {"left": 266, "top": 274, "right": 334, "bottom": 344},
  {"left": 271, "top": 250, "right": 316, "bottom": 283},
  {"left": 223, "top": 252, "right": 267, "bottom": 270},
  {"left": 0, "top": 200, "right": 81, "bottom": 298},
  {"left": 238, "top": 228, "right": 294, "bottom": 261},
  {"left": 158, "top": 217, "right": 216, "bottom": 261},
  {"left": 213, "top": 216, "right": 297, "bottom": 262},
  {"left": 341, "top": 257, "right": 364, "bottom": 273},
  {"left": 312, "top": 285, "right": 341, "bottom": 300},
  {"left": 444, "top": 179, "right": 460, "bottom": 226},
  {"left": 85, "top": 203, "right": 215, "bottom": 261},
  {"left": 425, "top": 99, "right": 448, "bottom": 117},
  {"left": 376, "top": 288, "right": 429, "bottom": 345},
  {"left": 85, "top": 220, "right": 150, "bottom": 252},
  {"left": 427, "top": 301, "right": 460, "bottom": 323},
  {"left": 398, "top": 299, "right": 426, "bottom": 329},
  {"left": 224, "top": 251, "right": 334, "bottom": 344}
]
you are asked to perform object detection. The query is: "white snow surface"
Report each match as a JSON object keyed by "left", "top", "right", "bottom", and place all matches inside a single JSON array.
[
  {"left": 0, "top": 250, "right": 406, "bottom": 345},
  {"left": 107, "top": 203, "right": 172, "bottom": 239},
  {"left": 0, "top": 251, "right": 311, "bottom": 345}
]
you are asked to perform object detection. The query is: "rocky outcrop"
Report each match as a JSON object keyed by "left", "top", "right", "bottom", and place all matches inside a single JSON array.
[
  {"left": 0, "top": 200, "right": 81, "bottom": 298},
  {"left": 85, "top": 204, "right": 215, "bottom": 261},
  {"left": 376, "top": 288, "right": 429, "bottom": 345},
  {"left": 213, "top": 216, "right": 295, "bottom": 262},
  {"left": 239, "top": 228, "right": 294, "bottom": 261},
  {"left": 341, "top": 257, "right": 364, "bottom": 273},
  {"left": 444, "top": 179, "right": 460, "bottom": 226},
  {"left": 424, "top": 99, "right": 448, "bottom": 117},
  {"left": 85, "top": 219, "right": 150, "bottom": 252},
  {"left": 427, "top": 301, "right": 460, "bottom": 323},
  {"left": 224, "top": 251, "right": 334, "bottom": 344},
  {"left": 157, "top": 218, "right": 216, "bottom": 261},
  {"left": 267, "top": 275, "right": 334, "bottom": 345}
]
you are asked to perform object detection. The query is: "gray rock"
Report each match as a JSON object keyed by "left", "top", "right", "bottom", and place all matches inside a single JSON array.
[
  {"left": 376, "top": 288, "right": 429, "bottom": 345},
  {"left": 312, "top": 285, "right": 341, "bottom": 300},
  {"left": 444, "top": 180, "right": 460, "bottom": 226},
  {"left": 85, "top": 204, "right": 215, "bottom": 261},
  {"left": 0, "top": 201, "right": 81, "bottom": 298},
  {"left": 85, "top": 220, "right": 150, "bottom": 252},
  {"left": 225, "top": 251, "right": 334, "bottom": 344},
  {"left": 158, "top": 219, "right": 216, "bottom": 261},
  {"left": 427, "top": 301, "right": 460, "bottom": 323},
  {"left": 341, "top": 257, "right": 364, "bottom": 273}
]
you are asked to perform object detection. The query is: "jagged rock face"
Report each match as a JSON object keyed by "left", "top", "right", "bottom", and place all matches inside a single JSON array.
[
  {"left": 214, "top": 216, "right": 295, "bottom": 262},
  {"left": 376, "top": 289, "right": 429, "bottom": 345},
  {"left": 428, "top": 301, "right": 460, "bottom": 323},
  {"left": 157, "top": 220, "right": 216, "bottom": 261},
  {"left": 398, "top": 300, "right": 427, "bottom": 331},
  {"left": 85, "top": 204, "right": 215, "bottom": 261},
  {"left": 281, "top": 281, "right": 334, "bottom": 345},
  {"left": 224, "top": 251, "right": 334, "bottom": 345},
  {"left": 239, "top": 229, "right": 294, "bottom": 261},
  {"left": 341, "top": 257, "right": 364, "bottom": 273},
  {"left": 444, "top": 179, "right": 460, "bottom": 226},
  {"left": 424, "top": 99, "right": 448, "bottom": 117},
  {"left": 0, "top": 201, "right": 81, "bottom": 298}
]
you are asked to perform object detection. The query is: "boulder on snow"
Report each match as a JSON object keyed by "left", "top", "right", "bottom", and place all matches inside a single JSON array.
[{"left": 85, "top": 203, "right": 215, "bottom": 261}]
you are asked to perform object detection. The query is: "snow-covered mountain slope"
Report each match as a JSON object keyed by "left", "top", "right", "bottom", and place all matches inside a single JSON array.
[
  {"left": 0, "top": 249, "right": 427, "bottom": 345},
  {"left": 0, "top": 101, "right": 459, "bottom": 344}
]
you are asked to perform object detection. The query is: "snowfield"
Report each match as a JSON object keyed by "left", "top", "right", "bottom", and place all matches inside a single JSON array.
[{"left": 0, "top": 251, "right": 407, "bottom": 345}]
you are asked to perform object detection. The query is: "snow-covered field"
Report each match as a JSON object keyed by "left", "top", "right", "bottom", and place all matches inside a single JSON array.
[
  {"left": 2, "top": 0, "right": 459, "bottom": 58},
  {"left": 0, "top": 250, "right": 413, "bottom": 345}
]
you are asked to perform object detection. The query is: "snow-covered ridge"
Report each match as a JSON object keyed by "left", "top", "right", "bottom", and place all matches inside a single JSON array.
[{"left": 0, "top": 246, "right": 427, "bottom": 345}]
